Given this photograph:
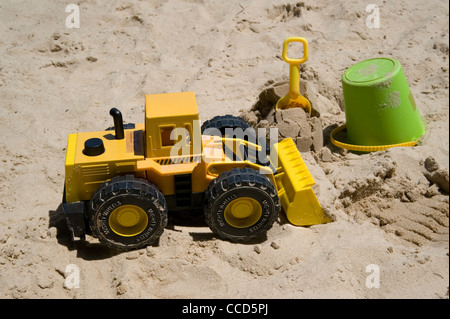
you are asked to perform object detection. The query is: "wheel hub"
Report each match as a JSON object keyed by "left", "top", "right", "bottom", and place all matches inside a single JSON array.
[
  {"left": 109, "top": 205, "right": 148, "bottom": 237},
  {"left": 224, "top": 197, "right": 262, "bottom": 228}
]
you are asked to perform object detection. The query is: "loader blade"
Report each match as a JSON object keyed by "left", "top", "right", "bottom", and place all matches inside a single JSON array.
[{"left": 271, "top": 138, "right": 331, "bottom": 226}]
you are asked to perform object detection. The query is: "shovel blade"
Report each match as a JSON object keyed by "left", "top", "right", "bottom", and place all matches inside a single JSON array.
[
  {"left": 283, "top": 187, "right": 331, "bottom": 226},
  {"left": 272, "top": 138, "right": 331, "bottom": 226},
  {"left": 276, "top": 94, "right": 311, "bottom": 115}
]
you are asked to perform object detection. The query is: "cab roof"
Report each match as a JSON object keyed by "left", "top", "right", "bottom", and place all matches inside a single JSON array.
[{"left": 145, "top": 91, "right": 198, "bottom": 119}]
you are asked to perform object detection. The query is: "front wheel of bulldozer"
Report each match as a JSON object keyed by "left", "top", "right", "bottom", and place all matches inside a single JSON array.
[
  {"left": 89, "top": 175, "right": 168, "bottom": 251},
  {"left": 204, "top": 168, "right": 280, "bottom": 242}
]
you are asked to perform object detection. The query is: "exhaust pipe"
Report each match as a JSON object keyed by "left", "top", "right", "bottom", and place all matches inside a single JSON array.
[{"left": 109, "top": 108, "right": 124, "bottom": 140}]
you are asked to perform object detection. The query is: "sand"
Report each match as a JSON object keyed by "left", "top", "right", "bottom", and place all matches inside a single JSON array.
[{"left": 0, "top": 0, "right": 448, "bottom": 299}]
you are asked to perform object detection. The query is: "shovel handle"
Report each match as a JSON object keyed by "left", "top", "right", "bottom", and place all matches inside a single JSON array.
[{"left": 282, "top": 37, "right": 308, "bottom": 65}]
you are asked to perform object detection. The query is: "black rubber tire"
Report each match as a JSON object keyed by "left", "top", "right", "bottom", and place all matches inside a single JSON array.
[
  {"left": 89, "top": 175, "right": 168, "bottom": 251},
  {"left": 201, "top": 115, "right": 272, "bottom": 165},
  {"left": 204, "top": 168, "right": 280, "bottom": 242},
  {"left": 201, "top": 115, "right": 256, "bottom": 140}
]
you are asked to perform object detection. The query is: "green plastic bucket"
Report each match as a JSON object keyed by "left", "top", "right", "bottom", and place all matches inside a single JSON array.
[{"left": 332, "top": 57, "right": 426, "bottom": 152}]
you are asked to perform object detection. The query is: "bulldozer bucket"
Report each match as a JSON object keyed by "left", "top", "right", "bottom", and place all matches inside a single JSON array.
[{"left": 271, "top": 138, "right": 331, "bottom": 226}]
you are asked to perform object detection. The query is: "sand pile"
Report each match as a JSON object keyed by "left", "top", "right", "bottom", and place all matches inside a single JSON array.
[
  {"left": 241, "top": 81, "right": 324, "bottom": 152},
  {"left": 325, "top": 148, "right": 449, "bottom": 247}
]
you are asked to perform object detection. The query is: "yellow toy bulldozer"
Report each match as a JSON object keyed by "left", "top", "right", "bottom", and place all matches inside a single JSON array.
[{"left": 62, "top": 91, "right": 330, "bottom": 251}]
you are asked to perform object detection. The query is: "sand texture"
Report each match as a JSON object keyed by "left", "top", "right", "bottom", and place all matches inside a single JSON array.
[{"left": 0, "top": 0, "right": 448, "bottom": 299}]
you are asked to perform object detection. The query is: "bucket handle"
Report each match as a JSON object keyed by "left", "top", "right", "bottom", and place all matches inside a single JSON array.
[{"left": 330, "top": 124, "right": 420, "bottom": 152}]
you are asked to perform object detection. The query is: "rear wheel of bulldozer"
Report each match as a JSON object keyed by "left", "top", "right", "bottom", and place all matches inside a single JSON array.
[
  {"left": 204, "top": 168, "right": 280, "bottom": 242},
  {"left": 201, "top": 115, "right": 256, "bottom": 140},
  {"left": 201, "top": 115, "right": 271, "bottom": 165},
  {"left": 89, "top": 175, "right": 168, "bottom": 251}
]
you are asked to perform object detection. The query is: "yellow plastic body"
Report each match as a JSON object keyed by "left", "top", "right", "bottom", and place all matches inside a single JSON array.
[
  {"left": 271, "top": 138, "right": 331, "bottom": 226},
  {"left": 144, "top": 92, "right": 202, "bottom": 158},
  {"left": 64, "top": 92, "right": 329, "bottom": 226},
  {"left": 276, "top": 37, "right": 312, "bottom": 115},
  {"left": 64, "top": 124, "right": 145, "bottom": 203}
]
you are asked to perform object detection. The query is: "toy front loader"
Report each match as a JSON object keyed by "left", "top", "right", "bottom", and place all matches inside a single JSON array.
[{"left": 62, "top": 91, "right": 330, "bottom": 251}]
